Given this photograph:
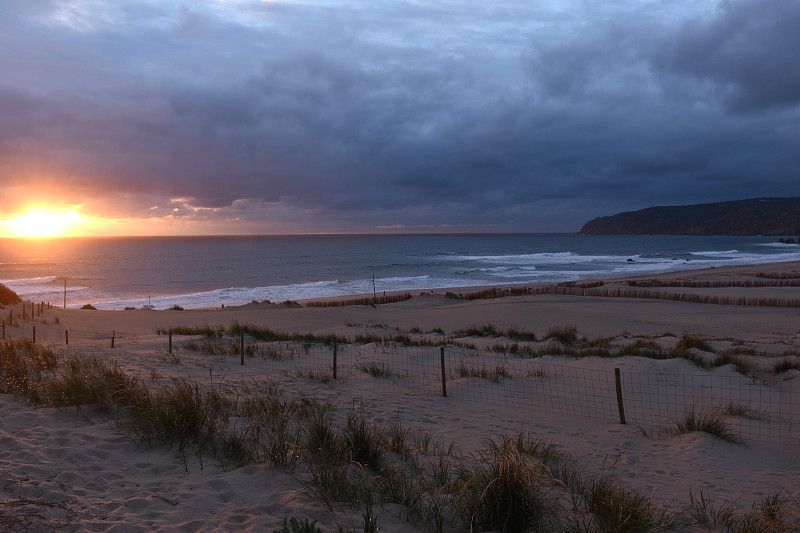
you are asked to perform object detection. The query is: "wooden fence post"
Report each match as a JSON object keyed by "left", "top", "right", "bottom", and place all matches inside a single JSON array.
[
  {"left": 65, "top": 330, "right": 69, "bottom": 345},
  {"left": 32, "top": 326, "right": 36, "bottom": 343},
  {"left": 240, "top": 331, "right": 245, "bottom": 365},
  {"left": 169, "top": 330, "right": 173, "bottom": 354},
  {"left": 440, "top": 346, "right": 447, "bottom": 397},
  {"left": 110, "top": 331, "right": 115, "bottom": 348},
  {"left": 614, "top": 368, "right": 626, "bottom": 425}
]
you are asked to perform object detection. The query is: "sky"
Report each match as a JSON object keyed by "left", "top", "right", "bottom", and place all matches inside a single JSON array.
[{"left": 0, "top": 0, "right": 798, "bottom": 236}]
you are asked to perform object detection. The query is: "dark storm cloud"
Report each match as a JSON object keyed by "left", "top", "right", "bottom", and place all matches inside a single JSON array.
[
  {"left": 0, "top": 0, "right": 798, "bottom": 233},
  {"left": 660, "top": 0, "right": 800, "bottom": 113},
  {"left": 518, "top": 0, "right": 800, "bottom": 207}
]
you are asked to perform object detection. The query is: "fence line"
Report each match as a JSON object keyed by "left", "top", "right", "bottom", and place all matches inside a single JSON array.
[
  {"left": 526, "top": 286, "right": 800, "bottom": 308},
  {"left": 1, "top": 325, "right": 798, "bottom": 448}
]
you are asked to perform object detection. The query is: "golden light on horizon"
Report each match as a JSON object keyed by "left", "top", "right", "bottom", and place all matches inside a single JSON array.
[{"left": 1, "top": 207, "right": 88, "bottom": 238}]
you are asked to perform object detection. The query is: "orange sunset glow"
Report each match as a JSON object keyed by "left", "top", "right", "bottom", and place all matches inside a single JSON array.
[
  {"left": 0, "top": 204, "right": 272, "bottom": 238},
  {"left": 0, "top": 207, "right": 90, "bottom": 238}
]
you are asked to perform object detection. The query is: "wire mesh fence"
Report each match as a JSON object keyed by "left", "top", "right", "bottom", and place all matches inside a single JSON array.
[
  {"left": 621, "top": 371, "right": 798, "bottom": 445},
  {"left": 2, "top": 323, "right": 798, "bottom": 448}
]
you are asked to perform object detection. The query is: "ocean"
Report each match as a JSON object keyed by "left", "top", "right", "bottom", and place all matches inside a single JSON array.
[{"left": 2, "top": 234, "right": 800, "bottom": 310}]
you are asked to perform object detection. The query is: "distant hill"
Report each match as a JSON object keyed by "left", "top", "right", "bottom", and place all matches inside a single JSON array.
[{"left": 579, "top": 197, "right": 800, "bottom": 236}]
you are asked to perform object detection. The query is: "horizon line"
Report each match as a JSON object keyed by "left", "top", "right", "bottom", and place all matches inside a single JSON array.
[{"left": 0, "top": 231, "right": 584, "bottom": 240}]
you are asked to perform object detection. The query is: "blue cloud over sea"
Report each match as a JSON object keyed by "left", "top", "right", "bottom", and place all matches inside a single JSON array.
[{"left": 0, "top": 0, "right": 798, "bottom": 233}]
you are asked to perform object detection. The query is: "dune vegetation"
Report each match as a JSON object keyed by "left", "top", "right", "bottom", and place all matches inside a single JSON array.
[
  {"left": 2, "top": 337, "right": 798, "bottom": 532},
  {"left": 0, "top": 283, "right": 21, "bottom": 305}
]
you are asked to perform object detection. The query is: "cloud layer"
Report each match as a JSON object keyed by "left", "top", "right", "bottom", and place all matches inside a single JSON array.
[{"left": 1, "top": 0, "right": 798, "bottom": 234}]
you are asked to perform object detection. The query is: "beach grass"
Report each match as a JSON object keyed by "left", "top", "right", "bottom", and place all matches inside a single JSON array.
[
  {"left": 667, "top": 403, "right": 740, "bottom": 443},
  {"left": 229, "top": 321, "right": 340, "bottom": 347},
  {"left": 156, "top": 321, "right": 782, "bottom": 381},
  {"left": 773, "top": 357, "right": 800, "bottom": 374},
  {"left": 453, "top": 323, "right": 537, "bottom": 342},
  {"left": 359, "top": 362, "right": 403, "bottom": 379},
  {"left": 616, "top": 338, "right": 666, "bottom": 358},
  {"left": 344, "top": 412, "right": 386, "bottom": 471},
  {"left": 585, "top": 475, "right": 668, "bottom": 532},
  {"left": 274, "top": 516, "right": 323, "bottom": 533},
  {"left": 513, "top": 431, "right": 675, "bottom": 532},
  {"left": 714, "top": 348, "right": 760, "bottom": 376},
  {"left": 455, "top": 436, "right": 554, "bottom": 533},
  {"left": 157, "top": 324, "right": 225, "bottom": 337},
  {"left": 483, "top": 327, "right": 778, "bottom": 377},
  {"left": 685, "top": 489, "right": 800, "bottom": 532},
  {"left": 0, "top": 338, "right": 59, "bottom": 402},
  {"left": 1, "top": 337, "right": 797, "bottom": 531},
  {"left": 160, "top": 322, "right": 341, "bottom": 347},
  {"left": 456, "top": 360, "right": 510, "bottom": 381},
  {"left": 543, "top": 324, "right": 580, "bottom": 345},
  {"left": 674, "top": 332, "right": 715, "bottom": 354},
  {"left": 0, "top": 283, "right": 21, "bottom": 305},
  {"left": 454, "top": 323, "right": 503, "bottom": 337}
]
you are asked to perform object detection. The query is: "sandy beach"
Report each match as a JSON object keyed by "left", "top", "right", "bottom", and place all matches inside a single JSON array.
[{"left": 2, "top": 261, "right": 799, "bottom": 531}]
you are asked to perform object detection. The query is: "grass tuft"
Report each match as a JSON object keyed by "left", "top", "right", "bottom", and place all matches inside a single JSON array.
[
  {"left": 685, "top": 490, "right": 800, "bottom": 532},
  {"left": 506, "top": 325, "right": 538, "bottom": 342},
  {"left": 457, "top": 361, "right": 510, "bottom": 381},
  {"left": 273, "top": 516, "right": 323, "bottom": 533},
  {"left": 675, "top": 332, "right": 714, "bottom": 353},
  {"left": 303, "top": 412, "right": 344, "bottom": 467},
  {"left": 617, "top": 339, "right": 666, "bottom": 359},
  {"left": 359, "top": 363, "right": 403, "bottom": 379},
  {"left": 543, "top": 324, "right": 580, "bottom": 345},
  {"left": 296, "top": 368, "right": 333, "bottom": 383},
  {"left": 714, "top": 349, "right": 760, "bottom": 376},
  {"left": 344, "top": 413, "right": 386, "bottom": 471},
  {"left": 773, "top": 357, "right": 800, "bottom": 374},
  {"left": 454, "top": 323, "right": 501, "bottom": 338},
  {"left": 455, "top": 436, "right": 554, "bottom": 533},
  {"left": 158, "top": 324, "right": 225, "bottom": 337},
  {"left": 668, "top": 403, "right": 741, "bottom": 443},
  {"left": 587, "top": 475, "right": 669, "bottom": 532},
  {"left": 0, "top": 339, "right": 59, "bottom": 402}
]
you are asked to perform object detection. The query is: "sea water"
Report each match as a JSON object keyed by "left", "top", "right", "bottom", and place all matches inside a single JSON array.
[{"left": 2, "top": 234, "right": 800, "bottom": 310}]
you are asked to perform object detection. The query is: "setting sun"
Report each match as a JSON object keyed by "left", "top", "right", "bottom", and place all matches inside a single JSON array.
[{"left": 1, "top": 208, "right": 88, "bottom": 238}]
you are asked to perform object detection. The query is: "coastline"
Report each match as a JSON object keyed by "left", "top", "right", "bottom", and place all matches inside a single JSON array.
[
  {"left": 5, "top": 259, "right": 800, "bottom": 343},
  {"left": 1, "top": 259, "right": 799, "bottom": 530},
  {"left": 7, "top": 233, "right": 800, "bottom": 312},
  {"left": 286, "top": 258, "right": 800, "bottom": 306}
]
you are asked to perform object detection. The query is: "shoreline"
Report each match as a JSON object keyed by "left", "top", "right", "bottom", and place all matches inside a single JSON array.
[
  {"left": 5, "top": 259, "right": 800, "bottom": 342},
  {"left": 232, "top": 258, "right": 800, "bottom": 309},
  {"left": 6, "top": 237, "right": 800, "bottom": 311}
]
